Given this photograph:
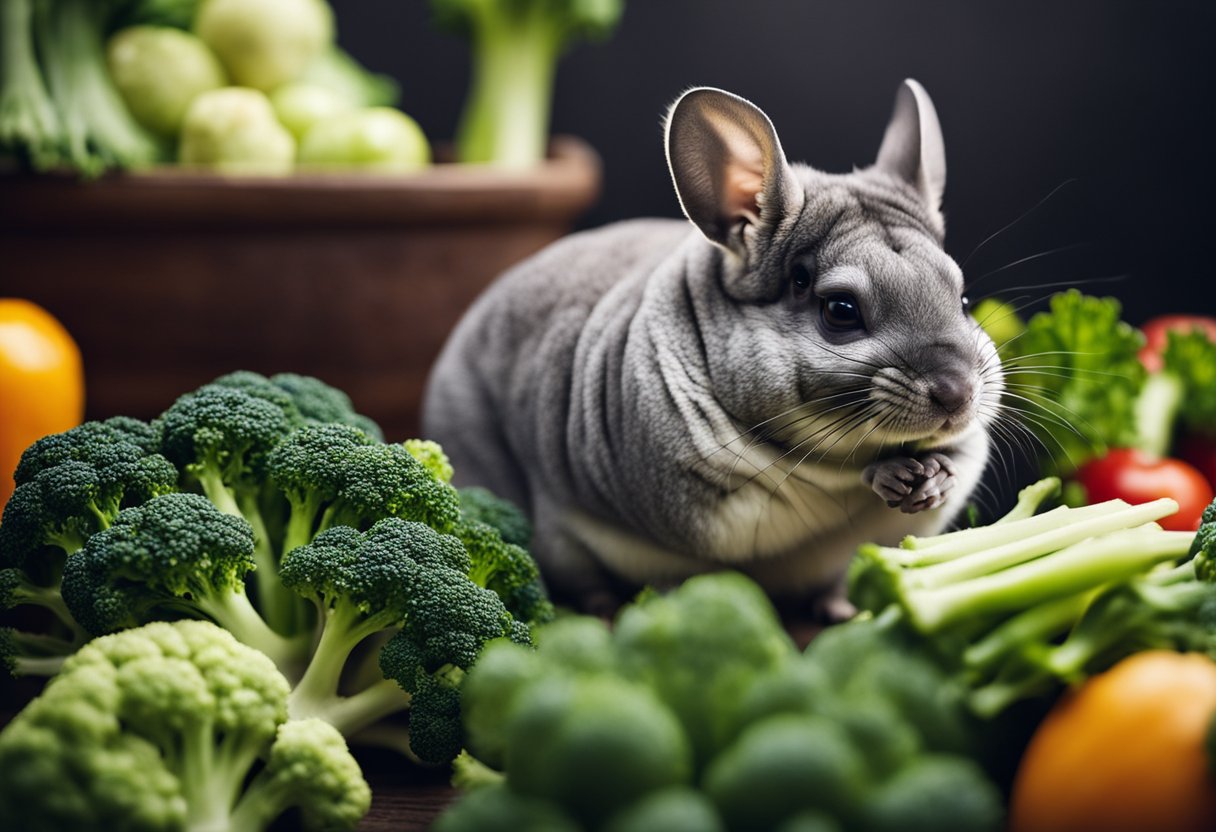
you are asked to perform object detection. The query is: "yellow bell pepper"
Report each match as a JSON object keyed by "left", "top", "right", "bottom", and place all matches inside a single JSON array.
[
  {"left": 1010, "top": 650, "right": 1216, "bottom": 832},
  {"left": 0, "top": 299, "right": 85, "bottom": 511}
]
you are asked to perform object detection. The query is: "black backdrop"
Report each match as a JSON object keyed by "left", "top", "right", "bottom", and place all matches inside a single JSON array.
[{"left": 331, "top": 0, "right": 1216, "bottom": 322}]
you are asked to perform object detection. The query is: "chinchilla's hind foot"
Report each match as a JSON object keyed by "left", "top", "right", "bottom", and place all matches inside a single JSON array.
[{"left": 863, "top": 451, "right": 957, "bottom": 514}]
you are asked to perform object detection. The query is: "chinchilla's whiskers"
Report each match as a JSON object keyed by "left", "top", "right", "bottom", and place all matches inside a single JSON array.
[
  {"left": 709, "top": 389, "right": 868, "bottom": 474},
  {"left": 971, "top": 273, "right": 1128, "bottom": 305},
  {"left": 723, "top": 395, "right": 869, "bottom": 484},
  {"left": 734, "top": 400, "right": 878, "bottom": 490},
  {"left": 867, "top": 332, "right": 928, "bottom": 386},
  {"left": 993, "top": 390, "right": 1093, "bottom": 443},
  {"left": 960, "top": 178, "right": 1080, "bottom": 272},
  {"left": 963, "top": 242, "right": 1094, "bottom": 294},
  {"left": 745, "top": 403, "right": 886, "bottom": 555},
  {"left": 984, "top": 398, "right": 1085, "bottom": 472},
  {"left": 807, "top": 341, "right": 891, "bottom": 375}
]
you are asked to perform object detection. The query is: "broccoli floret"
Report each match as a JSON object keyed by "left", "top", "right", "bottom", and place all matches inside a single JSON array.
[
  {"left": 459, "top": 637, "right": 547, "bottom": 768},
  {"left": 157, "top": 383, "right": 299, "bottom": 623},
  {"left": 229, "top": 718, "right": 372, "bottom": 832},
  {"left": 60, "top": 493, "right": 304, "bottom": 673},
  {"left": 1190, "top": 497, "right": 1216, "bottom": 577},
  {"left": 406, "top": 670, "right": 466, "bottom": 765},
  {"left": 210, "top": 370, "right": 306, "bottom": 427},
  {"left": 860, "top": 755, "right": 1004, "bottom": 832},
  {"left": 455, "top": 518, "right": 542, "bottom": 609},
  {"left": 431, "top": 0, "right": 625, "bottom": 166},
  {"left": 404, "top": 438, "right": 454, "bottom": 482},
  {"left": 603, "top": 787, "right": 726, "bottom": 832},
  {"left": 2, "top": 418, "right": 178, "bottom": 566},
  {"left": 157, "top": 383, "right": 293, "bottom": 519},
  {"left": 269, "top": 371, "right": 385, "bottom": 440},
  {"left": 702, "top": 714, "right": 867, "bottom": 832},
  {"left": 1163, "top": 328, "right": 1216, "bottom": 432},
  {"left": 268, "top": 424, "right": 462, "bottom": 550},
  {"left": 459, "top": 485, "right": 533, "bottom": 547},
  {"left": 613, "top": 571, "right": 798, "bottom": 769},
  {"left": 0, "top": 620, "right": 370, "bottom": 832},
  {"left": 503, "top": 675, "right": 693, "bottom": 826},
  {"left": 278, "top": 520, "right": 430, "bottom": 733}
]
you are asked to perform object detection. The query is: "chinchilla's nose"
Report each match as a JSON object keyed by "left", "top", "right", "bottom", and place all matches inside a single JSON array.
[{"left": 930, "top": 373, "right": 973, "bottom": 413}]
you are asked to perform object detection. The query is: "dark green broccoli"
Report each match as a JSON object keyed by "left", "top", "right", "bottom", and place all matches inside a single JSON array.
[
  {"left": 157, "top": 382, "right": 298, "bottom": 624},
  {"left": 504, "top": 675, "right": 693, "bottom": 826},
  {"left": 279, "top": 520, "right": 422, "bottom": 733},
  {"left": 613, "top": 571, "right": 798, "bottom": 770},
  {"left": 603, "top": 787, "right": 726, "bottom": 832},
  {"left": 406, "top": 670, "right": 466, "bottom": 766},
  {"left": 860, "top": 755, "right": 1004, "bottom": 832},
  {"left": 0, "top": 420, "right": 178, "bottom": 675},
  {"left": 282, "top": 517, "right": 522, "bottom": 761},
  {"left": 459, "top": 485, "right": 533, "bottom": 547},
  {"left": 455, "top": 519, "right": 543, "bottom": 614},
  {"left": 60, "top": 493, "right": 305, "bottom": 672},
  {"left": 269, "top": 372, "right": 385, "bottom": 440},
  {"left": 1190, "top": 497, "right": 1216, "bottom": 578},
  {"left": 703, "top": 714, "right": 867, "bottom": 832},
  {"left": 0, "top": 626, "right": 72, "bottom": 677},
  {"left": 268, "top": 423, "right": 462, "bottom": 550}
]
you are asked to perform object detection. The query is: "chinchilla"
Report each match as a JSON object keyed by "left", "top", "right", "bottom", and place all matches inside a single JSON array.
[{"left": 423, "top": 80, "right": 1003, "bottom": 615}]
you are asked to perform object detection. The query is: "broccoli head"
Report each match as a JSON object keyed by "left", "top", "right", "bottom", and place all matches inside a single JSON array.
[
  {"left": 405, "top": 438, "right": 455, "bottom": 483},
  {"left": 61, "top": 493, "right": 302, "bottom": 672},
  {"left": 0, "top": 620, "right": 370, "bottom": 832},
  {"left": 157, "top": 383, "right": 295, "bottom": 517},
  {"left": 459, "top": 485, "right": 533, "bottom": 547},
  {"left": 613, "top": 572, "right": 798, "bottom": 769},
  {"left": 268, "top": 424, "right": 462, "bottom": 550},
  {"left": 270, "top": 371, "right": 384, "bottom": 440}
]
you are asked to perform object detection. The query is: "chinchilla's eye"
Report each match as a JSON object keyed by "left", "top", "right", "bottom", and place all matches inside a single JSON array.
[
  {"left": 961, "top": 294, "right": 971, "bottom": 313},
  {"left": 790, "top": 262, "right": 813, "bottom": 291},
  {"left": 821, "top": 293, "right": 864, "bottom": 331}
]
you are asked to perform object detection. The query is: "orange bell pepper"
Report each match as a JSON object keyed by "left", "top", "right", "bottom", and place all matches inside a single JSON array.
[
  {"left": 0, "top": 299, "right": 85, "bottom": 511},
  {"left": 1010, "top": 650, "right": 1216, "bottom": 832}
]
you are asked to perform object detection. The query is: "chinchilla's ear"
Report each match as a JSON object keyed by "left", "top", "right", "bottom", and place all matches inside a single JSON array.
[
  {"left": 665, "top": 87, "right": 803, "bottom": 257},
  {"left": 875, "top": 79, "right": 946, "bottom": 230}
]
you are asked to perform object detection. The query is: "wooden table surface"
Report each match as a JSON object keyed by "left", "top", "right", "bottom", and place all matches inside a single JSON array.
[{"left": 358, "top": 750, "right": 457, "bottom": 831}]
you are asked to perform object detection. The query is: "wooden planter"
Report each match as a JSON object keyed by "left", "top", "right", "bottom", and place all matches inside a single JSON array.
[{"left": 0, "top": 137, "right": 601, "bottom": 440}]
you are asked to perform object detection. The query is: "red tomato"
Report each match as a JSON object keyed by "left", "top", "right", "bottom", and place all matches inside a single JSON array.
[
  {"left": 1075, "top": 448, "right": 1213, "bottom": 531},
  {"left": 1138, "top": 315, "right": 1216, "bottom": 373},
  {"left": 1178, "top": 433, "right": 1216, "bottom": 491}
]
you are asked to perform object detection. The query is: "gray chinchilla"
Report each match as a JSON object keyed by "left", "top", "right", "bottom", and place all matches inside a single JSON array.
[{"left": 423, "top": 80, "right": 1003, "bottom": 615}]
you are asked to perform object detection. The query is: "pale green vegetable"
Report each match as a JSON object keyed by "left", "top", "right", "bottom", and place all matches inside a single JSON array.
[
  {"left": 195, "top": 0, "right": 333, "bottom": 91},
  {"left": 298, "top": 107, "right": 430, "bottom": 171},
  {"left": 178, "top": 87, "right": 295, "bottom": 175},
  {"left": 107, "top": 26, "right": 226, "bottom": 138},
  {"left": 270, "top": 81, "right": 351, "bottom": 140}
]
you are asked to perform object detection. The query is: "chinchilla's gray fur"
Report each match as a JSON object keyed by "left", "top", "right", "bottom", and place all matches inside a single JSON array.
[{"left": 424, "top": 80, "right": 1002, "bottom": 612}]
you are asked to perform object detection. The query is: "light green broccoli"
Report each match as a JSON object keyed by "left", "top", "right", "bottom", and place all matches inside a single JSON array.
[{"left": 0, "top": 620, "right": 370, "bottom": 832}]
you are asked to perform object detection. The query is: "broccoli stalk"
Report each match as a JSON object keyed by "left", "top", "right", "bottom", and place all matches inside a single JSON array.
[
  {"left": 850, "top": 481, "right": 1214, "bottom": 719},
  {"left": 853, "top": 499, "right": 1191, "bottom": 635},
  {"left": 0, "top": 0, "right": 62, "bottom": 169},
  {"left": 432, "top": 0, "right": 624, "bottom": 167},
  {"left": 0, "top": 627, "right": 71, "bottom": 676},
  {"left": 32, "top": 0, "right": 162, "bottom": 175}
]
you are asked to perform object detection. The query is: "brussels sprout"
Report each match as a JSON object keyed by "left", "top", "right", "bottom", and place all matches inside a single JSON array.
[
  {"left": 298, "top": 108, "right": 430, "bottom": 171},
  {"left": 195, "top": 0, "right": 333, "bottom": 91},
  {"left": 270, "top": 82, "right": 351, "bottom": 140},
  {"left": 106, "top": 26, "right": 226, "bottom": 137},
  {"left": 178, "top": 87, "right": 295, "bottom": 175}
]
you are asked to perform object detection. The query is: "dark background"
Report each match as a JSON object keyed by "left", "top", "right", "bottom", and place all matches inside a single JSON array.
[{"left": 330, "top": 0, "right": 1216, "bottom": 322}]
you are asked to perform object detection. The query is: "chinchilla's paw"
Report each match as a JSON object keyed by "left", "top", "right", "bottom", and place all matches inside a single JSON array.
[{"left": 864, "top": 451, "right": 957, "bottom": 513}]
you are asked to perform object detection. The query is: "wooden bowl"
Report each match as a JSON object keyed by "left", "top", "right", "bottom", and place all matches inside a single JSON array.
[{"left": 0, "top": 137, "right": 601, "bottom": 440}]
